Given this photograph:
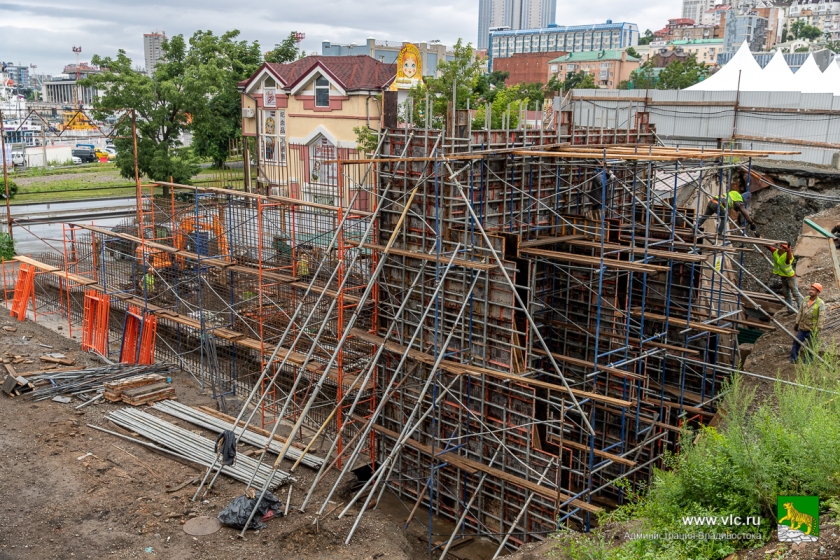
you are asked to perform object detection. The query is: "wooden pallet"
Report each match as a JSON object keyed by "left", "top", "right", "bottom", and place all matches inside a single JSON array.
[{"left": 103, "top": 374, "right": 173, "bottom": 405}]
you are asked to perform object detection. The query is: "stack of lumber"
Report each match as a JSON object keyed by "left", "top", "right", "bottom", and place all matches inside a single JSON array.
[{"left": 104, "top": 373, "right": 176, "bottom": 405}]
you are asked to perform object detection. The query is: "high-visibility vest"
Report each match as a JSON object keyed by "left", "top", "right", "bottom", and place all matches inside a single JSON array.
[
  {"left": 144, "top": 272, "right": 155, "bottom": 291},
  {"left": 713, "top": 190, "right": 744, "bottom": 208},
  {"left": 772, "top": 249, "right": 795, "bottom": 277},
  {"left": 298, "top": 256, "right": 309, "bottom": 277},
  {"left": 809, "top": 297, "right": 824, "bottom": 331}
]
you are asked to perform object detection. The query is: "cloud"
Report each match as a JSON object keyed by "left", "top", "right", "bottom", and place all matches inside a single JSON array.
[{"left": 1, "top": 0, "right": 679, "bottom": 75}]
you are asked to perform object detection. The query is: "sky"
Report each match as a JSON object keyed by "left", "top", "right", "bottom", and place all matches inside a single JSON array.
[{"left": 1, "top": 0, "right": 680, "bottom": 76}]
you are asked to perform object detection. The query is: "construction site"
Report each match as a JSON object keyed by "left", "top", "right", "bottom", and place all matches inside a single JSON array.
[{"left": 1, "top": 99, "right": 827, "bottom": 559}]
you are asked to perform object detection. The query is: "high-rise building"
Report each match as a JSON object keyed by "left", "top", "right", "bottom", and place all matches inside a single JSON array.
[
  {"left": 488, "top": 21, "right": 639, "bottom": 70},
  {"left": 478, "top": 0, "right": 558, "bottom": 50},
  {"left": 722, "top": 12, "right": 768, "bottom": 53},
  {"left": 682, "top": 0, "right": 716, "bottom": 26},
  {"left": 144, "top": 31, "right": 166, "bottom": 76}
]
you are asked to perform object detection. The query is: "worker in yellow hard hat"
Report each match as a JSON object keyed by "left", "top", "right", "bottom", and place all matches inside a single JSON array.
[{"left": 790, "top": 282, "right": 825, "bottom": 364}]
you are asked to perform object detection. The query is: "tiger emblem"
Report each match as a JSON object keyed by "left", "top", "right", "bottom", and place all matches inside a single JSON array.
[{"left": 779, "top": 502, "right": 815, "bottom": 535}]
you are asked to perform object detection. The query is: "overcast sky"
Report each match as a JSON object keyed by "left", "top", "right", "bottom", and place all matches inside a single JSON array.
[{"left": 2, "top": 0, "right": 679, "bottom": 75}]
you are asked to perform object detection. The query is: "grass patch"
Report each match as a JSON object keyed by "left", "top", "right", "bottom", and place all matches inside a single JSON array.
[{"left": 552, "top": 349, "right": 840, "bottom": 560}]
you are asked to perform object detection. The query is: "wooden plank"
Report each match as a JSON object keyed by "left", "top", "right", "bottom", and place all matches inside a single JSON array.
[
  {"left": 530, "top": 347, "right": 644, "bottom": 381},
  {"left": 350, "top": 329, "right": 634, "bottom": 407},
  {"left": 547, "top": 319, "right": 701, "bottom": 356},
  {"left": 367, "top": 421, "right": 478, "bottom": 475},
  {"left": 519, "top": 235, "right": 584, "bottom": 249},
  {"left": 14, "top": 255, "right": 59, "bottom": 272},
  {"left": 565, "top": 239, "right": 707, "bottom": 263},
  {"left": 196, "top": 406, "right": 311, "bottom": 453},
  {"left": 629, "top": 310, "right": 738, "bottom": 335},
  {"left": 367, "top": 421, "right": 601, "bottom": 513},
  {"left": 347, "top": 240, "right": 496, "bottom": 271},
  {"left": 550, "top": 437, "right": 637, "bottom": 467},
  {"left": 521, "top": 248, "right": 669, "bottom": 273}
]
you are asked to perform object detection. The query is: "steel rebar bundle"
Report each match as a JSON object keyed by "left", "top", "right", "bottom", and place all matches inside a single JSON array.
[
  {"left": 29, "top": 363, "right": 178, "bottom": 401},
  {"left": 106, "top": 408, "right": 294, "bottom": 489},
  {"left": 150, "top": 400, "right": 324, "bottom": 470}
]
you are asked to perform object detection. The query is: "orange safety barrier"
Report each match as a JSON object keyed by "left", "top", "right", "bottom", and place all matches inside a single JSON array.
[
  {"left": 81, "top": 290, "right": 110, "bottom": 355},
  {"left": 10, "top": 264, "right": 35, "bottom": 321},
  {"left": 120, "top": 306, "right": 157, "bottom": 364}
]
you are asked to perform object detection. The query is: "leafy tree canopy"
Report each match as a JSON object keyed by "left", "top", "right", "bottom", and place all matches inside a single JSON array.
[
  {"left": 85, "top": 29, "right": 270, "bottom": 182},
  {"left": 657, "top": 53, "right": 709, "bottom": 89},
  {"left": 638, "top": 29, "right": 656, "bottom": 46},
  {"left": 265, "top": 32, "right": 303, "bottom": 64},
  {"left": 85, "top": 35, "right": 200, "bottom": 184}
]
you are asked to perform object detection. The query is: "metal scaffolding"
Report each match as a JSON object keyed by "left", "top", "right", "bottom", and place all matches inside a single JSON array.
[{"left": 8, "top": 105, "right": 796, "bottom": 555}]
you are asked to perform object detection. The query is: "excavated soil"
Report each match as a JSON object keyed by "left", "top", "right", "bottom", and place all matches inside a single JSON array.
[{"left": 0, "top": 313, "right": 426, "bottom": 560}]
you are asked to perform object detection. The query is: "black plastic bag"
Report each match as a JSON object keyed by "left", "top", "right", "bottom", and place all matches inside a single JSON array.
[{"left": 217, "top": 491, "right": 283, "bottom": 531}]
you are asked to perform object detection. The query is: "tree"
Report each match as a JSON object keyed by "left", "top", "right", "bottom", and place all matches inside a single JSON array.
[
  {"left": 656, "top": 53, "right": 709, "bottom": 89},
  {"left": 474, "top": 70, "right": 511, "bottom": 103},
  {"left": 186, "top": 30, "right": 263, "bottom": 168},
  {"left": 265, "top": 32, "right": 302, "bottom": 64},
  {"left": 638, "top": 29, "right": 656, "bottom": 46},
  {"left": 406, "top": 39, "right": 481, "bottom": 127},
  {"left": 628, "top": 61, "right": 657, "bottom": 89},
  {"left": 824, "top": 33, "right": 840, "bottom": 53},
  {"left": 561, "top": 70, "right": 597, "bottom": 90},
  {"left": 626, "top": 47, "right": 641, "bottom": 59},
  {"left": 84, "top": 36, "right": 200, "bottom": 184},
  {"left": 790, "top": 20, "right": 822, "bottom": 41}
]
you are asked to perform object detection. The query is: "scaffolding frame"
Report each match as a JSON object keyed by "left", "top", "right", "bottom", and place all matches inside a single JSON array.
[{"left": 8, "top": 103, "right": 797, "bottom": 554}]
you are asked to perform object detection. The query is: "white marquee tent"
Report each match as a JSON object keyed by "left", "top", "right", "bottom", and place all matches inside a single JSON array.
[{"left": 686, "top": 41, "right": 840, "bottom": 94}]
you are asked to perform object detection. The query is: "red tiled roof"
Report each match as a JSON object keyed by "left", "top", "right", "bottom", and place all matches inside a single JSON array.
[{"left": 239, "top": 55, "right": 396, "bottom": 91}]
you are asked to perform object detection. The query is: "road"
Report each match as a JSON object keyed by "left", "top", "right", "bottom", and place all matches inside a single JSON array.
[{"left": 7, "top": 197, "right": 135, "bottom": 256}]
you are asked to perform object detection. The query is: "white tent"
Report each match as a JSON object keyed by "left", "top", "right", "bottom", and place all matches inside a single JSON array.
[
  {"left": 820, "top": 59, "right": 840, "bottom": 94},
  {"left": 686, "top": 41, "right": 766, "bottom": 91},
  {"left": 793, "top": 53, "right": 832, "bottom": 93},
  {"left": 760, "top": 49, "right": 797, "bottom": 91}
]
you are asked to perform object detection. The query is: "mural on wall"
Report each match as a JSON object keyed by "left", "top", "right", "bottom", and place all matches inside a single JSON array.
[
  {"left": 389, "top": 44, "right": 423, "bottom": 91},
  {"left": 262, "top": 109, "right": 286, "bottom": 165}
]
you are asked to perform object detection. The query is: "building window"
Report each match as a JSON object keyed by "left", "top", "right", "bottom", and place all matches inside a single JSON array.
[{"left": 315, "top": 77, "right": 330, "bottom": 107}]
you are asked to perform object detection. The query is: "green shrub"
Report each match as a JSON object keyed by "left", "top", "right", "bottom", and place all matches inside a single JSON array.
[
  {"left": 0, "top": 232, "right": 14, "bottom": 260},
  {"left": 554, "top": 352, "right": 840, "bottom": 560}
]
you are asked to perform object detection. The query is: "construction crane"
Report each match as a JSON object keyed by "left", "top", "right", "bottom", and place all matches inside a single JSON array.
[{"left": 72, "top": 46, "right": 82, "bottom": 108}]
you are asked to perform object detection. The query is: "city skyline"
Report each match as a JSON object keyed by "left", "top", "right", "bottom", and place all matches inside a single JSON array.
[{"left": 2, "top": 0, "right": 679, "bottom": 75}]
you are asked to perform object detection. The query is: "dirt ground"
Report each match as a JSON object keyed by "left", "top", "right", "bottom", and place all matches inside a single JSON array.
[{"left": 0, "top": 312, "right": 506, "bottom": 560}]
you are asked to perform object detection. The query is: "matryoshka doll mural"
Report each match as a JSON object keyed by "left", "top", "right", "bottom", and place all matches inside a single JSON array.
[{"left": 389, "top": 44, "right": 423, "bottom": 91}]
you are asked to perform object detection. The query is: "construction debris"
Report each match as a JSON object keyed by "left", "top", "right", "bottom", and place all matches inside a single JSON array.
[
  {"left": 104, "top": 373, "right": 176, "bottom": 405},
  {"left": 104, "top": 408, "right": 294, "bottom": 489},
  {"left": 25, "top": 364, "right": 178, "bottom": 402},
  {"left": 150, "top": 400, "right": 324, "bottom": 470}
]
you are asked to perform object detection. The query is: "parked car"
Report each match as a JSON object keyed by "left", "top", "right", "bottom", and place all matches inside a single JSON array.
[
  {"left": 11, "top": 152, "right": 25, "bottom": 167},
  {"left": 94, "top": 149, "right": 114, "bottom": 161},
  {"left": 71, "top": 147, "right": 96, "bottom": 163},
  {"left": 72, "top": 156, "right": 83, "bottom": 165}
]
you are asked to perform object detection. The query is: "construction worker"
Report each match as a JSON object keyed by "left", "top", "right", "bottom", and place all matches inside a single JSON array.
[
  {"left": 764, "top": 242, "right": 803, "bottom": 309},
  {"left": 143, "top": 267, "right": 155, "bottom": 294},
  {"left": 297, "top": 247, "right": 311, "bottom": 281},
  {"left": 790, "top": 282, "right": 826, "bottom": 364},
  {"left": 696, "top": 188, "right": 756, "bottom": 235}
]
